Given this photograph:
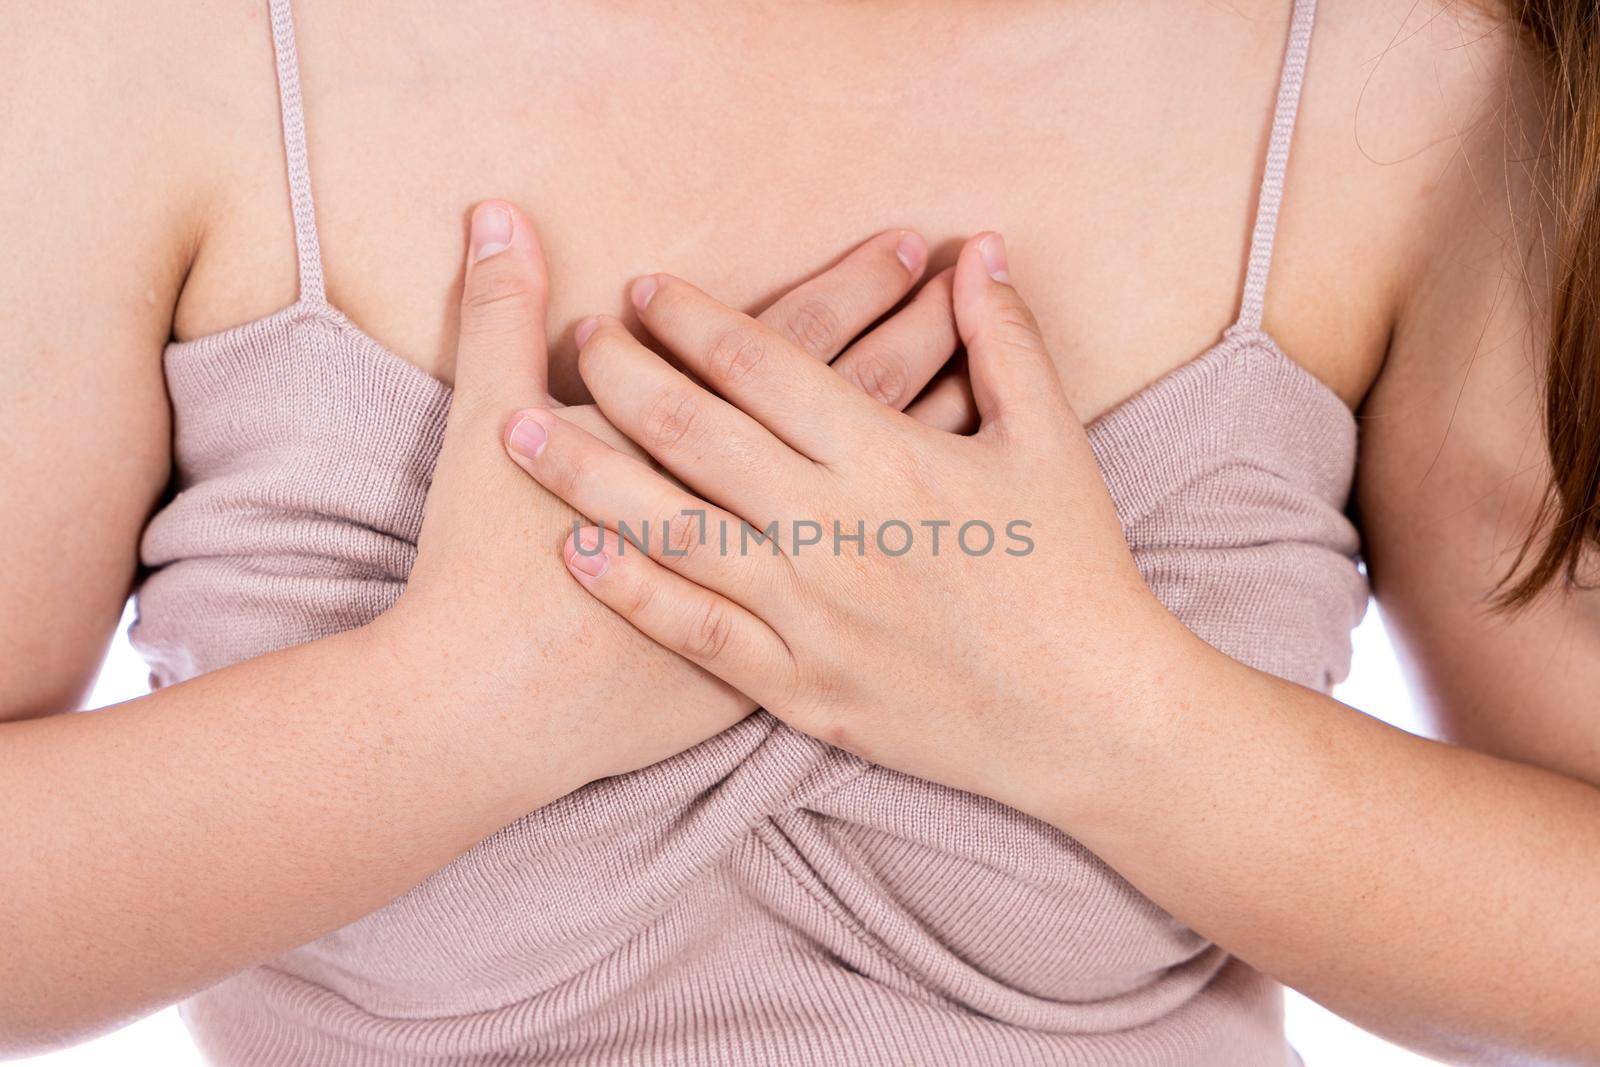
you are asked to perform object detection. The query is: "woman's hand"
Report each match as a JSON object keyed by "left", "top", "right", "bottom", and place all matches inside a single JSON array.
[
  {"left": 502, "top": 231, "right": 1190, "bottom": 816},
  {"left": 383, "top": 201, "right": 742, "bottom": 793},
  {"left": 392, "top": 202, "right": 980, "bottom": 791},
  {"left": 505, "top": 226, "right": 1600, "bottom": 1064}
]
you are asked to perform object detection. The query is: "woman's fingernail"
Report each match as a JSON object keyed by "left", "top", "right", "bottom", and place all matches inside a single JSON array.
[
  {"left": 574, "top": 316, "right": 601, "bottom": 347},
  {"left": 507, "top": 412, "right": 548, "bottom": 459},
  {"left": 979, "top": 232, "right": 1010, "bottom": 283},
  {"left": 630, "top": 275, "right": 659, "bottom": 312},
  {"left": 895, "top": 231, "right": 927, "bottom": 275},
  {"left": 471, "top": 204, "right": 514, "bottom": 263},
  {"left": 567, "top": 529, "right": 609, "bottom": 577}
]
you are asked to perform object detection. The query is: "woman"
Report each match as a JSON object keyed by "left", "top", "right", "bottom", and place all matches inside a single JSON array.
[{"left": 0, "top": 0, "right": 1585, "bottom": 1063}]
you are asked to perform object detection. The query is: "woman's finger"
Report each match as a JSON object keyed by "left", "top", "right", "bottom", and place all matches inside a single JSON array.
[
  {"left": 505, "top": 407, "right": 783, "bottom": 609},
  {"left": 952, "top": 231, "right": 1071, "bottom": 440},
  {"left": 627, "top": 274, "right": 890, "bottom": 463},
  {"left": 452, "top": 201, "right": 550, "bottom": 413},
  {"left": 756, "top": 242, "right": 965, "bottom": 428},
  {"left": 831, "top": 267, "right": 960, "bottom": 412},
  {"left": 551, "top": 403, "right": 651, "bottom": 463},
  {"left": 905, "top": 359, "right": 980, "bottom": 434},
  {"left": 756, "top": 229, "right": 926, "bottom": 362},
  {"left": 577, "top": 316, "right": 818, "bottom": 527},
  {"left": 562, "top": 526, "right": 794, "bottom": 704}
]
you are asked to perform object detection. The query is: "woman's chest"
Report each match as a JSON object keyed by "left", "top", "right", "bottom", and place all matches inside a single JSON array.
[{"left": 176, "top": 0, "right": 1415, "bottom": 417}]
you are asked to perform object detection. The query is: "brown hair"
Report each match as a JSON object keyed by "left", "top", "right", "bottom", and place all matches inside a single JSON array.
[{"left": 1501, "top": 0, "right": 1600, "bottom": 605}]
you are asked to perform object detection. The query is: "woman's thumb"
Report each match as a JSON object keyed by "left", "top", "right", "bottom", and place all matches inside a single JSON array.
[
  {"left": 952, "top": 232, "right": 1067, "bottom": 437},
  {"left": 454, "top": 200, "right": 551, "bottom": 408}
]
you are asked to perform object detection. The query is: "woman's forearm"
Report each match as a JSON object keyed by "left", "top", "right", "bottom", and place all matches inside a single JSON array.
[
  {"left": 0, "top": 202, "right": 777, "bottom": 1056},
  {"left": 0, "top": 616, "right": 577, "bottom": 1056},
  {"left": 497, "top": 233, "right": 1600, "bottom": 1063},
  {"left": 1032, "top": 630, "right": 1600, "bottom": 1065}
]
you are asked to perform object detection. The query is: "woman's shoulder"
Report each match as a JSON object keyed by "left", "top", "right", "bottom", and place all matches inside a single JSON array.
[
  {"left": 1306, "top": 0, "right": 1546, "bottom": 242},
  {"left": 1252, "top": 0, "right": 1548, "bottom": 403},
  {"left": 1330, "top": 0, "right": 1551, "bottom": 381},
  {"left": 0, "top": 0, "right": 284, "bottom": 285},
  {"left": 0, "top": 0, "right": 271, "bottom": 128}
]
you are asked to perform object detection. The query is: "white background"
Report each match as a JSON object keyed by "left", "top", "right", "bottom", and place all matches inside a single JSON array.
[{"left": 24, "top": 604, "right": 1445, "bottom": 1066}]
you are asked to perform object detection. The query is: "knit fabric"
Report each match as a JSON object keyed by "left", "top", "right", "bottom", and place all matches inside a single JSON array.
[{"left": 130, "top": 0, "right": 1365, "bottom": 1062}]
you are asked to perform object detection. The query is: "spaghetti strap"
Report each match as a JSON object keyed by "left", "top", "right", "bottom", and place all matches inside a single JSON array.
[
  {"left": 266, "top": 0, "right": 327, "bottom": 305},
  {"left": 1236, "top": 0, "right": 1316, "bottom": 332}
]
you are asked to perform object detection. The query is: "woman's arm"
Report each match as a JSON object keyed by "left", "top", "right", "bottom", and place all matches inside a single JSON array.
[
  {"left": 1027, "top": 632, "right": 1600, "bottom": 1066},
  {"left": 1, "top": 56, "right": 963, "bottom": 1044},
  {"left": 0, "top": 17, "right": 705, "bottom": 1040},
  {"left": 0, "top": 1, "right": 185, "bottom": 721},
  {"left": 510, "top": 230, "right": 1600, "bottom": 1065},
  {"left": 0, "top": 202, "right": 752, "bottom": 1054},
  {"left": 919, "top": 213, "right": 1600, "bottom": 1062},
  {"left": 1, "top": 623, "right": 590, "bottom": 1053},
  {"left": 1356, "top": 151, "right": 1600, "bottom": 789},
  {"left": 1072, "top": 43, "right": 1600, "bottom": 1062},
  {"left": 1074, "top": 55, "right": 1600, "bottom": 1062}
]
